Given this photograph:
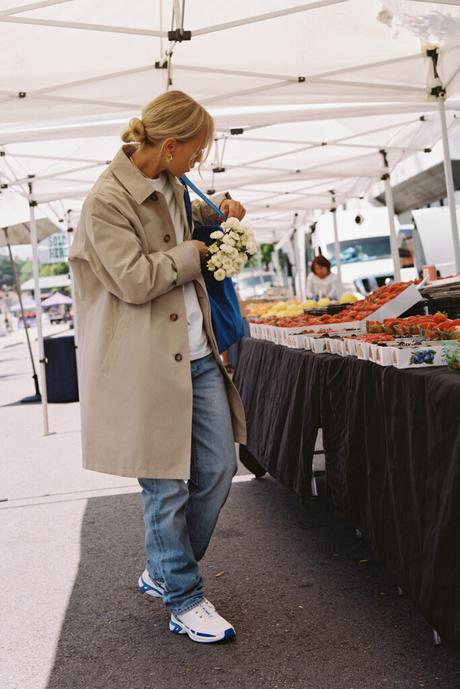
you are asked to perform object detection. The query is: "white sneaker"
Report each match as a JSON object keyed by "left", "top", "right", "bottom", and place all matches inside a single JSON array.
[
  {"left": 138, "top": 569, "right": 167, "bottom": 599},
  {"left": 169, "top": 598, "right": 235, "bottom": 643}
]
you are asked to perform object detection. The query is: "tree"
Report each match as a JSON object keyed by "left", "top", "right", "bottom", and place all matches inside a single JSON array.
[
  {"left": 18, "top": 258, "right": 33, "bottom": 284},
  {"left": 0, "top": 255, "right": 15, "bottom": 287},
  {"left": 260, "top": 243, "right": 274, "bottom": 270},
  {"left": 40, "top": 262, "right": 69, "bottom": 276},
  {"left": 0, "top": 255, "right": 34, "bottom": 288}
]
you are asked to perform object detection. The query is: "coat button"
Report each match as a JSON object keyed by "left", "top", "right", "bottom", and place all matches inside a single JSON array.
[
  {"left": 150, "top": 192, "right": 158, "bottom": 201},
  {"left": 175, "top": 353, "right": 183, "bottom": 362},
  {"left": 163, "top": 234, "right": 171, "bottom": 242},
  {"left": 170, "top": 313, "right": 178, "bottom": 321}
]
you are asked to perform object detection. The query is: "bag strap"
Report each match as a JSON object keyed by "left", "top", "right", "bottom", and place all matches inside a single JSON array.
[{"left": 180, "top": 175, "right": 227, "bottom": 220}]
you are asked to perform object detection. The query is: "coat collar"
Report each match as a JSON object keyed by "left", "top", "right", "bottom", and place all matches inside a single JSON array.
[{"left": 109, "top": 145, "right": 187, "bottom": 206}]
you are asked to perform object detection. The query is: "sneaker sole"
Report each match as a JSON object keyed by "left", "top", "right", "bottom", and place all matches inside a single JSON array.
[
  {"left": 169, "top": 617, "right": 235, "bottom": 644},
  {"left": 138, "top": 575, "right": 164, "bottom": 599}
]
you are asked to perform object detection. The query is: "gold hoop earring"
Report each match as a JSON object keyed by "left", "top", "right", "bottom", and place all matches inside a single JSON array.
[{"left": 167, "top": 154, "right": 173, "bottom": 162}]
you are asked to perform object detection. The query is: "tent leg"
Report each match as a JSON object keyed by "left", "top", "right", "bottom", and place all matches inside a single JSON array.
[
  {"left": 4, "top": 230, "right": 41, "bottom": 403},
  {"left": 29, "top": 183, "right": 51, "bottom": 434},
  {"left": 380, "top": 150, "right": 401, "bottom": 282},
  {"left": 296, "top": 224, "right": 307, "bottom": 302},
  {"left": 383, "top": 176, "right": 401, "bottom": 282},
  {"left": 438, "top": 97, "right": 460, "bottom": 273},
  {"left": 330, "top": 194, "right": 343, "bottom": 295}
]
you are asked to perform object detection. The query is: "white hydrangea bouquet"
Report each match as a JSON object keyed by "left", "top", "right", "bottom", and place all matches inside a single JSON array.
[{"left": 206, "top": 217, "right": 257, "bottom": 281}]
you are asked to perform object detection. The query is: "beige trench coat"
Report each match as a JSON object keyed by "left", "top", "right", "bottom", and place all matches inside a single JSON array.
[{"left": 69, "top": 145, "right": 246, "bottom": 479}]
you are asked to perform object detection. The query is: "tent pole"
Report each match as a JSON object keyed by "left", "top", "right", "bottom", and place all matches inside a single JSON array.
[
  {"left": 297, "top": 223, "right": 307, "bottom": 301},
  {"left": 28, "top": 181, "right": 50, "bottom": 435},
  {"left": 66, "top": 210, "right": 78, "bottom": 342},
  {"left": 438, "top": 96, "right": 460, "bottom": 273},
  {"left": 380, "top": 150, "right": 401, "bottom": 282},
  {"left": 4, "top": 228, "right": 41, "bottom": 400},
  {"left": 330, "top": 193, "right": 343, "bottom": 295},
  {"left": 383, "top": 177, "right": 401, "bottom": 282}
]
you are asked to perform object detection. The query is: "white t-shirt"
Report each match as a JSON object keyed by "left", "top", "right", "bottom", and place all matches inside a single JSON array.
[
  {"left": 306, "top": 271, "right": 339, "bottom": 300},
  {"left": 149, "top": 173, "right": 211, "bottom": 361}
]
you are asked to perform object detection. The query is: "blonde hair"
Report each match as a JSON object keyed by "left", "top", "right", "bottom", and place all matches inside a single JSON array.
[{"left": 121, "top": 90, "right": 214, "bottom": 158}]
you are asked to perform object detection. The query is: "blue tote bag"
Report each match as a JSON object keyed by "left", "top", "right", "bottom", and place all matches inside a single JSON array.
[{"left": 180, "top": 175, "right": 245, "bottom": 353}]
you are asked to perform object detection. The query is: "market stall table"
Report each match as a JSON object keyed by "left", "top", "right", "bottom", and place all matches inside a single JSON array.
[{"left": 233, "top": 337, "right": 460, "bottom": 652}]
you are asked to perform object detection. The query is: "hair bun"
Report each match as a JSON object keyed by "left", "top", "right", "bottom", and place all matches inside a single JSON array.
[{"left": 121, "top": 117, "right": 146, "bottom": 143}]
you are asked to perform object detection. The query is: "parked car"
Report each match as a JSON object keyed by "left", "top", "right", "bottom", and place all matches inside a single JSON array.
[{"left": 234, "top": 271, "right": 279, "bottom": 300}]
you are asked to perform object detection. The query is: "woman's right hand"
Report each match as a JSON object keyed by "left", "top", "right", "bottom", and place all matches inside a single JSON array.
[{"left": 190, "top": 240, "right": 209, "bottom": 259}]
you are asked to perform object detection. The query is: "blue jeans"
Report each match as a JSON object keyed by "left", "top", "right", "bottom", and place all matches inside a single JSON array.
[{"left": 138, "top": 353, "right": 237, "bottom": 615}]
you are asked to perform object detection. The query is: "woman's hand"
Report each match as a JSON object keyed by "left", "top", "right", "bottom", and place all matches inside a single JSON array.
[
  {"left": 191, "top": 240, "right": 209, "bottom": 259},
  {"left": 219, "top": 198, "right": 246, "bottom": 221}
]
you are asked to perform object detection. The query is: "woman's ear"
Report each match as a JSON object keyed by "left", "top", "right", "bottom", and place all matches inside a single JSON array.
[{"left": 163, "top": 137, "right": 177, "bottom": 158}]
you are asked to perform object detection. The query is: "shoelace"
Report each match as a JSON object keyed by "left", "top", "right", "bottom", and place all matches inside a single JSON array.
[
  {"left": 190, "top": 599, "right": 216, "bottom": 620},
  {"left": 201, "top": 598, "right": 216, "bottom": 613}
]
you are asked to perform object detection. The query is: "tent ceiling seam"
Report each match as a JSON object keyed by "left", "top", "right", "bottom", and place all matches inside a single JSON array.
[{"left": 191, "top": 0, "right": 349, "bottom": 37}]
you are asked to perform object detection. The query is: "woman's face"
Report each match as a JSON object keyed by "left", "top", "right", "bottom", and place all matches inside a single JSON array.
[
  {"left": 314, "top": 265, "right": 329, "bottom": 279},
  {"left": 163, "top": 134, "right": 206, "bottom": 176}
]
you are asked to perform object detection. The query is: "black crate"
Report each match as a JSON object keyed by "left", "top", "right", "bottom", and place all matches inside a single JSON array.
[
  {"left": 44, "top": 335, "right": 79, "bottom": 403},
  {"left": 425, "top": 297, "right": 460, "bottom": 319}
]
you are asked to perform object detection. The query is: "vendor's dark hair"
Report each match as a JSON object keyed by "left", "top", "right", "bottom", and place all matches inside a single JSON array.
[{"left": 311, "top": 255, "right": 331, "bottom": 276}]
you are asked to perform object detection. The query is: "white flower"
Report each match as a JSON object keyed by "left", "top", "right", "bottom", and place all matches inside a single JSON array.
[
  {"left": 228, "top": 231, "right": 240, "bottom": 241},
  {"left": 214, "top": 269, "right": 226, "bottom": 281},
  {"left": 208, "top": 256, "right": 220, "bottom": 269},
  {"left": 222, "top": 258, "right": 234, "bottom": 270},
  {"left": 246, "top": 241, "right": 257, "bottom": 255},
  {"left": 222, "top": 217, "right": 240, "bottom": 230},
  {"left": 210, "top": 230, "right": 224, "bottom": 239},
  {"left": 220, "top": 244, "right": 234, "bottom": 254},
  {"left": 207, "top": 261, "right": 216, "bottom": 271},
  {"left": 222, "top": 235, "right": 236, "bottom": 246},
  {"left": 208, "top": 243, "right": 219, "bottom": 254}
]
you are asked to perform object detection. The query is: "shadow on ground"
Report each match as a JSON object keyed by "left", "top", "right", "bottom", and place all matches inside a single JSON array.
[{"left": 46, "top": 478, "right": 460, "bottom": 689}]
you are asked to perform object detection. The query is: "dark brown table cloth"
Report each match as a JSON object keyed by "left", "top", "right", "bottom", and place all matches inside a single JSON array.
[{"left": 233, "top": 337, "right": 460, "bottom": 651}]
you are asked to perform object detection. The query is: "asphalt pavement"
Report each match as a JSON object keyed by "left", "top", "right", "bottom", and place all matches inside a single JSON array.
[{"left": 1, "top": 329, "right": 459, "bottom": 689}]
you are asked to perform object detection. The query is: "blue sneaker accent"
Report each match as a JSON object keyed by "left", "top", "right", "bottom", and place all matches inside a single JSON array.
[
  {"left": 138, "top": 569, "right": 166, "bottom": 599},
  {"left": 169, "top": 621, "right": 185, "bottom": 635}
]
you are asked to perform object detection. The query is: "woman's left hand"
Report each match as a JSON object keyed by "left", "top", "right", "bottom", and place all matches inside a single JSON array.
[{"left": 219, "top": 198, "right": 246, "bottom": 221}]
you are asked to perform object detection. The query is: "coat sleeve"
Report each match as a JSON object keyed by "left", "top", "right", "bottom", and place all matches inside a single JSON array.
[
  {"left": 81, "top": 195, "right": 201, "bottom": 305},
  {"left": 191, "top": 192, "right": 230, "bottom": 226}
]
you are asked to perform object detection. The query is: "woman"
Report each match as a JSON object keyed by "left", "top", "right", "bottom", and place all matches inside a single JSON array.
[
  {"left": 69, "top": 91, "right": 247, "bottom": 644},
  {"left": 306, "top": 255, "right": 339, "bottom": 300}
]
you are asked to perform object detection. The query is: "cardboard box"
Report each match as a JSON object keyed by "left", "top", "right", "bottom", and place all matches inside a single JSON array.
[
  {"left": 368, "top": 343, "right": 394, "bottom": 366},
  {"left": 310, "top": 337, "right": 329, "bottom": 354},
  {"left": 363, "top": 283, "right": 423, "bottom": 321},
  {"left": 285, "top": 333, "right": 308, "bottom": 349},
  {"left": 344, "top": 338, "right": 359, "bottom": 356},
  {"left": 390, "top": 344, "right": 445, "bottom": 369},
  {"left": 356, "top": 341, "right": 371, "bottom": 361}
]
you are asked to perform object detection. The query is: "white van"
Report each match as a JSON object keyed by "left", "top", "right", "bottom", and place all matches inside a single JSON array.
[
  {"left": 411, "top": 207, "right": 457, "bottom": 277},
  {"left": 311, "top": 208, "right": 416, "bottom": 294}
]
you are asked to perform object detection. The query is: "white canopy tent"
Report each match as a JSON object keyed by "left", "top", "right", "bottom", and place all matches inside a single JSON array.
[
  {"left": 2, "top": 0, "right": 460, "bottom": 434},
  {"left": 0, "top": 0, "right": 459, "bottom": 119}
]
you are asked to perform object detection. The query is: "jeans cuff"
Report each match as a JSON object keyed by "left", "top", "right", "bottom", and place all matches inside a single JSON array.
[{"left": 171, "top": 595, "right": 204, "bottom": 616}]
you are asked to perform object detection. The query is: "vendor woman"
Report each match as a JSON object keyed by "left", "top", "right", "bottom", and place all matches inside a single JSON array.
[{"left": 306, "top": 255, "right": 339, "bottom": 300}]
